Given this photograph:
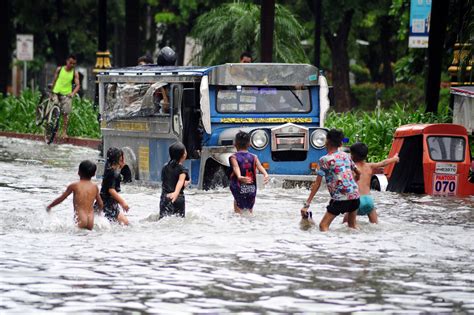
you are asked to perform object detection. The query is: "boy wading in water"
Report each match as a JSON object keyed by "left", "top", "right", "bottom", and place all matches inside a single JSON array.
[
  {"left": 47, "top": 160, "right": 103, "bottom": 230},
  {"left": 345, "top": 142, "right": 399, "bottom": 224},
  {"left": 100, "top": 147, "right": 130, "bottom": 225},
  {"left": 229, "top": 131, "right": 269, "bottom": 214},
  {"left": 301, "top": 129, "right": 361, "bottom": 231},
  {"left": 160, "top": 142, "right": 190, "bottom": 219}
]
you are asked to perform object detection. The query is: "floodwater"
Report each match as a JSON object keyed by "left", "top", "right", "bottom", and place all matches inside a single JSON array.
[{"left": 0, "top": 137, "right": 473, "bottom": 314}]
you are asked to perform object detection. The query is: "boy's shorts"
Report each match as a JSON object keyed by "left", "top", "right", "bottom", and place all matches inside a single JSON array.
[
  {"left": 230, "top": 183, "right": 256, "bottom": 210},
  {"left": 327, "top": 198, "right": 360, "bottom": 216},
  {"left": 52, "top": 93, "right": 73, "bottom": 114},
  {"left": 357, "top": 194, "right": 375, "bottom": 215}
]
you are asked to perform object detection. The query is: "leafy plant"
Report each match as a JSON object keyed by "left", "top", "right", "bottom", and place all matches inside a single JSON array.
[
  {"left": 191, "top": 2, "right": 308, "bottom": 65},
  {"left": 325, "top": 104, "right": 452, "bottom": 162}
]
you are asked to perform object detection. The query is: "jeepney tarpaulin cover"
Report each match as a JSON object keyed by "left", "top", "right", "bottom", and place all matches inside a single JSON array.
[{"left": 104, "top": 82, "right": 167, "bottom": 122}]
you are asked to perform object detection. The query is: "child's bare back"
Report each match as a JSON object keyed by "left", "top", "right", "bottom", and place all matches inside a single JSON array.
[
  {"left": 71, "top": 180, "right": 102, "bottom": 229},
  {"left": 47, "top": 160, "right": 103, "bottom": 230},
  {"left": 354, "top": 161, "right": 375, "bottom": 195}
]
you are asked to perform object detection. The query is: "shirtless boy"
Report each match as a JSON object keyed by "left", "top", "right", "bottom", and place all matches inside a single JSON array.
[
  {"left": 344, "top": 142, "right": 399, "bottom": 224},
  {"left": 47, "top": 160, "right": 103, "bottom": 230}
]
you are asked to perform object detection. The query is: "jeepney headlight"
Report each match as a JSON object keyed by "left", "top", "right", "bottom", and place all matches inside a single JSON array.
[
  {"left": 311, "top": 129, "right": 327, "bottom": 148},
  {"left": 251, "top": 130, "right": 269, "bottom": 150}
]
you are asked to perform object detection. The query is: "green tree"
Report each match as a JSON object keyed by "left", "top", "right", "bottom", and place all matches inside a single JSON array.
[{"left": 191, "top": 2, "right": 308, "bottom": 65}]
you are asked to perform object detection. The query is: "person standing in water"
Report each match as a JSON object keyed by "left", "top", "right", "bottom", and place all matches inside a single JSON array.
[
  {"left": 229, "top": 131, "right": 269, "bottom": 214},
  {"left": 50, "top": 54, "right": 81, "bottom": 139},
  {"left": 160, "top": 142, "right": 190, "bottom": 219},
  {"left": 100, "top": 147, "right": 130, "bottom": 225},
  {"left": 47, "top": 160, "right": 103, "bottom": 230},
  {"left": 301, "top": 129, "right": 361, "bottom": 231},
  {"left": 345, "top": 142, "right": 399, "bottom": 224}
]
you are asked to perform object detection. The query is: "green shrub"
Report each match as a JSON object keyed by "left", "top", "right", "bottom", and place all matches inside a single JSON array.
[
  {"left": 0, "top": 90, "right": 100, "bottom": 139},
  {"left": 325, "top": 104, "right": 452, "bottom": 162}
]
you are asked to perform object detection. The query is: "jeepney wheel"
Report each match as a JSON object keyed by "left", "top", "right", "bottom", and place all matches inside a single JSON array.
[
  {"left": 121, "top": 165, "right": 132, "bottom": 183},
  {"left": 121, "top": 147, "right": 137, "bottom": 183},
  {"left": 370, "top": 176, "right": 381, "bottom": 191},
  {"left": 203, "top": 159, "right": 230, "bottom": 190}
]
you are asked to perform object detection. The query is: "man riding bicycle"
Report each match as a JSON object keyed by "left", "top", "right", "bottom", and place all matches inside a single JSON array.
[{"left": 50, "top": 54, "right": 81, "bottom": 139}]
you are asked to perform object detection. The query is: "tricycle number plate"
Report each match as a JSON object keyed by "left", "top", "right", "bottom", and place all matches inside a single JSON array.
[{"left": 433, "top": 174, "right": 458, "bottom": 196}]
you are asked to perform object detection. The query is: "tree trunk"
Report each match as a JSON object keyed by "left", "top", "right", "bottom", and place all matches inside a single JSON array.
[
  {"left": 0, "top": 0, "right": 10, "bottom": 94},
  {"left": 49, "top": 0, "right": 69, "bottom": 65},
  {"left": 260, "top": 0, "right": 275, "bottom": 62},
  {"left": 306, "top": 0, "right": 322, "bottom": 68},
  {"left": 175, "top": 25, "right": 187, "bottom": 66},
  {"left": 425, "top": 0, "right": 450, "bottom": 113},
  {"left": 380, "top": 16, "right": 394, "bottom": 88},
  {"left": 125, "top": 0, "right": 141, "bottom": 66},
  {"left": 324, "top": 9, "right": 354, "bottom": 112}
]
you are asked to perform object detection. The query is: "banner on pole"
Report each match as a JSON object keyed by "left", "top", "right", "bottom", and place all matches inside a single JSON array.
[
  {"left": 408, "top": 0, "right": 431, "bottom": 48},
  {"left": 16, "top": 34, "right": 34, "bottom": 61}
]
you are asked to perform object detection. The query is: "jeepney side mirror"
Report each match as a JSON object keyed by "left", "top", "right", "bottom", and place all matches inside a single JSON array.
[{"left": 328, "top": 87, "right": 335, "bottom": 107}]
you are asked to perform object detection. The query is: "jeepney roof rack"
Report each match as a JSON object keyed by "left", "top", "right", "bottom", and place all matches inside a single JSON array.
[
  {"left": 208, "top": 63, "right": 320, "bottom": 86},
  {"left": 98, "top": 63, "right": 321, "bottom": 87}
]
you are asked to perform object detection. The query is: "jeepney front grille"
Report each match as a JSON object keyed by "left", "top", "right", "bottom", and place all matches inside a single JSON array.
[
  {"left": 271, "top": 128, "right": 309, "bottom": 161},
  {"left": 274, "top": 133, "right": 306, "bottom": 150}
]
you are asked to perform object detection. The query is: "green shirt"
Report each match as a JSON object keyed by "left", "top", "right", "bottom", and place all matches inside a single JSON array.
[{"left": 52, "top": 66, "right": 74, "bottom": 95}]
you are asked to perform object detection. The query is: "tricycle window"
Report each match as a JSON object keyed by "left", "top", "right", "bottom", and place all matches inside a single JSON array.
[
  {"left": 427, "top": 136, "right": 465, "bottom": 162},
  {"left": 104, "top": 82, "right": 170, "bottom": 122},
  {"left": 216, "top": 86, "right": 311, "bottom": 113}
]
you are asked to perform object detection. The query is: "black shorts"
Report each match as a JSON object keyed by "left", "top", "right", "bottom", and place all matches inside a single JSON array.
[
  {"left": 102, "top": 198, "right": 120, "bottom": 221},
  {"left": 326, "top": 199, "right": 360, "bottom": 216},
  {"left": 159, "top": 194, "right": 185, "bottom": 219}
]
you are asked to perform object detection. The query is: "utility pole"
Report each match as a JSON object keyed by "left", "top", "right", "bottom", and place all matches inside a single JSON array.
[
  {"left": 94, "top": 0, "right": 111, "bottom": 106},
  {"left": 260, "top": 0, "right": 275, "bottom": 62}
]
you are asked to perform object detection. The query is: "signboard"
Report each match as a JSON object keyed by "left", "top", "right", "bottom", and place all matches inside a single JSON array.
[
  {"left": 435, "top": 163, "right": 457, "bottom": 175},
  {"left": 408, "top": 0, "right": 431, "bottom": 48},
  {"left": 16, "top": 34, "right": 34, "bottom": 61},
  {"left": 432, "top": 174, "right": 457, "bottom": 196}
]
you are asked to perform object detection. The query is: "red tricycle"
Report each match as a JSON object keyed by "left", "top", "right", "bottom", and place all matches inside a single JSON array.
[{"left": 371, "top": 123, "right": 474, "bottom": 196}]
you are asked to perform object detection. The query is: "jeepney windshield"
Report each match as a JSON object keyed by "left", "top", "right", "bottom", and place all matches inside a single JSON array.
[
  {"left": 103, "top": 82, "right": 170, "bottom": 122},
  {"left": 216, "top": 86, "right": 311, "bottom": 113},
  {"left": 427, "top": 136, "right": 465, "bottom": 162}
]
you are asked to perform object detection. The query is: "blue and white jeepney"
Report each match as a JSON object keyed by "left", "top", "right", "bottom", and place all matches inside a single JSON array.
[{"left": 97, "top": 63, "right": 330, "bottom": 189}]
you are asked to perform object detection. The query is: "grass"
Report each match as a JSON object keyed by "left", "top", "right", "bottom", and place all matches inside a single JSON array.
[{"left": 0, "top": 89, "right": 100, "bottom": 139}]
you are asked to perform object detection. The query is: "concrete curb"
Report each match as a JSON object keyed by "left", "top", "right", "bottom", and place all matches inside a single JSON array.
[{"left": 0, "top": 131, "right": 101, "bottom": 150}]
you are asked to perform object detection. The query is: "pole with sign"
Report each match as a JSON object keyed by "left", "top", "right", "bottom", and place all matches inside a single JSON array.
[
  {"left": 408, "top": 0, "right": 431, "bottom": 48},
  {"left": 16, "top": 34, "right": 34, "bottom": 90}
]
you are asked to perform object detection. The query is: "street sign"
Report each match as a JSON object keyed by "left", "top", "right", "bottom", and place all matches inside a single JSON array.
[
  {"left": 16, "top": 34, "right": 34, "bottom": 61},
  {"left": 408, "top": 0, "right": 431, "bottom": 48}
]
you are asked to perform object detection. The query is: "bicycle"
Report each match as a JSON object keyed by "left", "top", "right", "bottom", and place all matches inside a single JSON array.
[{"left": 35, "top": 90, "right": 62, "bottom": 144}]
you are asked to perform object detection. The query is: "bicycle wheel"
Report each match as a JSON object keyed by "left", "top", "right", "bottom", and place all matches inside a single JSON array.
[
  {"left": 44, "top": 106, "right": 61, "bottom": 144},
  {"left": 35, "top": 96, "right": 47, "bottom": 126}
]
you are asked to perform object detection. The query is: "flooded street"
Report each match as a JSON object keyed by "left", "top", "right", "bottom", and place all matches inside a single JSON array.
[{"left": 0, "top": 137, "right": 473, "bottom": 314}]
